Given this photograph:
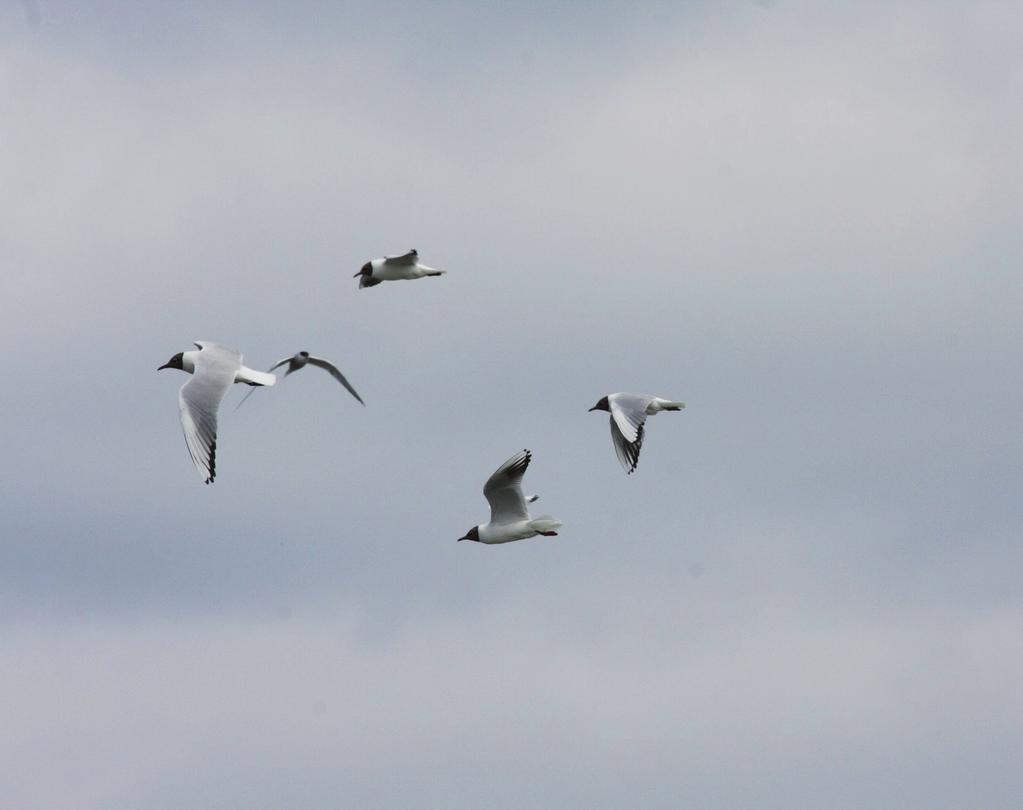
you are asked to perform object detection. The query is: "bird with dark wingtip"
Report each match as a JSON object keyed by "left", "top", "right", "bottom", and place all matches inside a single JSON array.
[
  {"left": 457, "top": 449, "right": 561, "bottom": 544},
  {"left": 235, "top": 350, "right": 364, "bottom": 411},
  {"left": 354, "top": 249, "right": 446, "bottom": 289},
  {"left": 158, "top": 341, "right": 276, "bottom": 483},
  {"left": 588, "top": 393, "right": 685, "bottom": 474}
]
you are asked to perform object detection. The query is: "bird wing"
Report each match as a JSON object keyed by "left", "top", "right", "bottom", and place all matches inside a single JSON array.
[
  {"left": 608, "top": 395, "right": 651, "bottom": 474},
  {"left": 193, "top": 340, "right": 241, "bottom": 359},
  {"left": 306, "top": 356, "right": 365, "bottom": 405},
  {"left": 483, "top": 449, "right": 532, "bottom": 523},
  {"left": 178, "top": 346, "right": 237, "bottom": 483},
  {"left": 610, "top": 417, "right": 645, "bottom": 474},
  {"left": 383, "top": 249, "right": 418, "bottom": 266}
]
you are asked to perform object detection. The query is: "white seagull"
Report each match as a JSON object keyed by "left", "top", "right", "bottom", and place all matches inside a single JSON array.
[
  {"left": 588, "top": 393, "right": 686, "bottom": 474},
  {"left": 235, "top": 350, "right": 364, "bottom": 411},
  {"left": 158, "top": 341, "right": 276, "bottom": 483},
  {"left": 458, "top": 449, "right": 562, "bottom": 544},
  {"left": 354, "top": 249, "right": 445, "bottom": 289}
]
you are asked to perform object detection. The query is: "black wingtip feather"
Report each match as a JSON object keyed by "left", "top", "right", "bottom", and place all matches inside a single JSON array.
[
  {"left": 505, "top": 449, "right": 531, "bottom": 478},
  {"left": 207, "top": 439, "right": 217, "bottom": 484}
]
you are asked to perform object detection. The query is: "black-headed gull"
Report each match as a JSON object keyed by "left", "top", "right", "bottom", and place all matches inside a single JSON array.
[
  {"left": 235, "top": 350, "right": 364, "bottom": 411},
  {"left": 354, "top": 249, "right": 445, "bottom": 289},
  {"left": 158, "top": 341, "right": 276, "bottom": 483},
  {"left": 588, "top": 393, "right": 686, "bottom": 474},
  {"left": 458, "top": 449, "right": 562, "bottom": 544}
]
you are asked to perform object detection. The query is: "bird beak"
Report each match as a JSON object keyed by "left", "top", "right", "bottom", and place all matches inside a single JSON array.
[
  {"left": 587, "top": 406, "right": 598, "bottom": 412},
  {"left": 158, "top": 362, "right": 171, "bottom": 370}
]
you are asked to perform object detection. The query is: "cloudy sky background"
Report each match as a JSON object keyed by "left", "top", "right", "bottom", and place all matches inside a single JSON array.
[{"left": 2, "top": 1, "right": 1022, "bottom": 806}]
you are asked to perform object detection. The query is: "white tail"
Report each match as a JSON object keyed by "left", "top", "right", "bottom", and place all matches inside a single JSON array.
[
  {"left": 237, "top": 366, "right": 277, "bottom": 387},
  {"left": 529, "top": 516, "right": 563, "bottom": 533}
]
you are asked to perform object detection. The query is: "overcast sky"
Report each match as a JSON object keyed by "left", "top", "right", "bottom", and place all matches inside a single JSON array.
[{"left": 2, "top": 1, "right": 1022, "bottom": 807}]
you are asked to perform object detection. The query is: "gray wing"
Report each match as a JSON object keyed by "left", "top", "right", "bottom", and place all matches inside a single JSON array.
[
  {"left": 193, "top": 341, "right": 242, "bottom": 362},
  {"left": 307, "top": 356, "right": 365, "bottom": 405},
  {"left": 383, "top": 249, "right": 418, "bottom": 266},
  {"left": 179, "top": 349, "right": 236, "bottom": 483},
  {"left": 234, "top": 356, "right": 291, "bottom": 412},
  {"left": 483, "top": 449, "right": 531, "bottom": 523},
  {"left": 610, "top": 417, "right": 645, "bottom": 474},
  {"left": 608, "top": 394, "right": 652, "bottom": 474}
]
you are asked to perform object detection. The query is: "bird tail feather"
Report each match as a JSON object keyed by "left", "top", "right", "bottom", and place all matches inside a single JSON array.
[
  {"left": 529, "top": 516, "right": 562, "bottom": 533},
  {"left": 237, "top": 367, "right": 276, "bottom": 387}
]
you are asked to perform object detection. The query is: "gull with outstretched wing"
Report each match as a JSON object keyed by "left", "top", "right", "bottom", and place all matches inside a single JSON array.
[
  {"left": 457, "top": 449, "right": 561, "bottom": 545},
  {"left": 354, "top": 249, "right": 446, "bottom": 289},
  {"left": 235, "top": 350, "right": 363, "bottom": 411},
  {"left": 588, "top": 393, "right": 686, "bottom": 474},
  {"left": 158, "top": 341, "right": 276, "bottom": 483}
]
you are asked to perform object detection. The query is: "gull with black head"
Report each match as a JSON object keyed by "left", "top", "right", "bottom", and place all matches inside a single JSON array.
[
  {"left": 588, "top": 393, "right": 686, "bottom": 474},
  {"left": 458, "top": 449, "right": 562, "bottom": 544},
  {"left": 354, "top": 249, "right": 445, "bottom": 289},
  {"left": 158, "top": 341, "right": 276, "bottom": 483}
]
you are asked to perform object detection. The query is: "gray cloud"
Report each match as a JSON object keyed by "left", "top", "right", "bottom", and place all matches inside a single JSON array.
[{"left": 2, "top": 600, "right": 1020, "bottom": 808}]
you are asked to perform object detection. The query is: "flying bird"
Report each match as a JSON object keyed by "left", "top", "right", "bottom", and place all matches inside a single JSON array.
[
  {"left": 588, "top": 393, "right": 686, "bottom": 474},
  {"left": 354, "top": 249, "right": 445, "bottom": 289},
  {"left": 158, "top": 341, "right": 276, "bottom": 483},
  {"left": 235, "top": 350, "right": 364, "bottom": 411},
  {"left": 458, "top": 449, "right": 562, "bottom": 544}
]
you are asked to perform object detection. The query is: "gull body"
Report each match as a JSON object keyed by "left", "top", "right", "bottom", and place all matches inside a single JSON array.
[
  {"left": 458, "top": 450, "right": 562, "bottom": 544},
  {"left": 354, "top": 249, "right": 445, "bottom": 289},
  {"left": 158, "top": 341, "right": 276, "bottom": 483},
  {"left": 588, "top": 392, "right": 686, "bottom": 474},
  {"left": 235, "top": 350, "right": 363, "bottom": 411}
]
